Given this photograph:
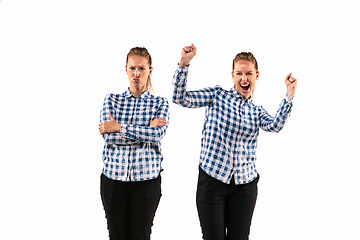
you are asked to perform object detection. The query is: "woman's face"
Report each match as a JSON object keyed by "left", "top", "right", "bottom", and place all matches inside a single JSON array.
[
  {"left": 125, "top": 55, "right": 152, "bottom": 94},
  {"left": 232, "top": 60, "right": 259, "bottom": 99}
]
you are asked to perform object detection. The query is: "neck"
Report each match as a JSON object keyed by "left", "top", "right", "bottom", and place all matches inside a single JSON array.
[{"left": 129, "top": 87, "right": 147, "bottom": 97}]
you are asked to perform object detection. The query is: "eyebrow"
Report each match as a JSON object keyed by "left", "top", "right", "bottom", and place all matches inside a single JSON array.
[
  {"left": 235, "top": 71, "right": 254, "bottom": 73},
  {"left": 128, "top": 65, "right": 146, "bottom": 68}
]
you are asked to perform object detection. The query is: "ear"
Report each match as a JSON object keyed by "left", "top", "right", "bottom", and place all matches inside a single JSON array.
[
  {"left": 149, "top": 67, "right": 153, "bottom": 74},
  {"left": 125, "top": 65, "right": 128, "bottom": 73},
  {"left": 231, "top": 71, "right": 234, "bottom": 79},
  {"left": 256, "top": 71, "right": 260, "bottom": 79}
]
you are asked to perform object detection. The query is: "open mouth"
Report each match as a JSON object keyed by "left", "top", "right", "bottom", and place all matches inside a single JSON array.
[{"left": 240, "top": 84, "right": 250, "bottom": 91}]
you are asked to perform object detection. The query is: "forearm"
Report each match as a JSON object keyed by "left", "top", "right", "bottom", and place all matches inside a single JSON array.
[
  {"left": 102, "top": 132, "right": 141, "bottom": 145},
  {"left": 172, "top": 65, "right": 190, "bottom": 106},
  {"left": 121, "top": 99, "right": 170, "bottom": 143},
  {"left": 121, "top": 124, "right": 168, "bottom": 143},
  {"left": 260, "top": 95, "right": 293, "bottom": 132}
]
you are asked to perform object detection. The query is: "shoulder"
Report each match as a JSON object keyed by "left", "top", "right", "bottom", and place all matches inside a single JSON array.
[
  {"left": 202, "top": 85, "right": 225, "bottom": 94},
  {"left": 213, "top": 85, "right": 235, "bottom": 99},
  {"left": 250, "top": 103, "right": 266, "bottom": 116},
  {"left": 104, "top": 93, "right": 123, "bottom": 100},
  {"left": 147, "top": 94, "right": 169, "bottom": 105},
  {"left": 246, "top": 99, "right": 263, "bottom": 109},
  {"left": 102, "top": 93, "right": 126, "bottom": 106}
]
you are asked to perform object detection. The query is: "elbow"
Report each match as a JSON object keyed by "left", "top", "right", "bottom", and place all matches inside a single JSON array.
[
  {"left": 172, "top": 97, "right": 178, "bottom": 104},
  {"left": 272, "top": 127, "right": 282, "bottom": 133},
  {"left": 172, "top": 95, "right": 183, "bottom": 105},
  {"left": 153, "top": 135, "right": 164, "bottom": 142},
  {"left": 262, "top": 124, "right": 283, "bottom": 133},
  {"left": 172, "top": 89, "right": 188, "bottom": 106},
  {"left": 151, "top": 128, "right": 167, "bottom": 142},
  {"left": 102, "top": 133, "right": 116, "bottom": 144},
  {"left": 272, "top": 123, "right": 286, "bottom": 133},
  {"left": 172, "top": 96, "right": 193, "bottom": 108}
]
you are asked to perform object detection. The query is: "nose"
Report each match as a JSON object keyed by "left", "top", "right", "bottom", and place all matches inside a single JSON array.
[
  {"left": 240, "top": 74, "right": 247, "bottom": 82},
  {"left": 134, "top": 69, "right": 140, "bottom": 77}
]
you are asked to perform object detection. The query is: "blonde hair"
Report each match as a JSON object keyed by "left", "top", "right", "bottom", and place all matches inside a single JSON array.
[
  {"left": 126, "top": 47, "right": 153, "bottom": 94},
  {"left": 232, "top": 52, "right": 258, "bottom": 72}
]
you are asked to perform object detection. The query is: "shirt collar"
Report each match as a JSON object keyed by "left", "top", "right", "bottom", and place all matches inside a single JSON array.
[
  {"left": 230, "top": 87, "right": 252, "bottom": 103},
  {"left": 124, "top": 88, "right": 150, "bottom": 100}
]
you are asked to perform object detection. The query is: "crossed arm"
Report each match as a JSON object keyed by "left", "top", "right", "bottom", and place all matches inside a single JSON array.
[
  {"left": 98, "top": 112, "right": 167, "bottom": 135},
  {"left": 99, "top": 98, "right": 169, "bottom": 145}
]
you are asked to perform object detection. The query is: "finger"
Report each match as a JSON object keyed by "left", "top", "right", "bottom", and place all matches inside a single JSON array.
[
  {"left": 289, "top": 77, "right": 297, "bottom": 83},
  {"left": 191, "top": 44, "right": 196, "bottom": 52},
  {"left": 184, "top": 45, "right": 195, "bottom": 53},
  {"left": 286, "top": 73, "right": 292, "bottom": 80}
]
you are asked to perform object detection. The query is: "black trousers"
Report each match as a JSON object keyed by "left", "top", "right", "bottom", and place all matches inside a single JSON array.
[
  {"left": 196, "top": 167, "right": 259, "bottom": 240},
  {"left": 100, "top": 173, "right": 161, "bottom": 240}
]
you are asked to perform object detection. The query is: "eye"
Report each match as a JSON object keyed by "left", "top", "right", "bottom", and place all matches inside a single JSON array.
[
  {"left": 129, "top": 67, "right": 135, "bottom": 70},
  {"left": 246, "top": 72, "right": 253, "bottom": 75},
  {"left": 236, "top": 72, "right": 242, "bottom": 75},
  {"left": 140, "top": 67, "right": 145, "bottom": 71}
]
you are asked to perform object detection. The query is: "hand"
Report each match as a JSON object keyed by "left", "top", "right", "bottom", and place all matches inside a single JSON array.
[
  {"left": 179, "top": 44, "right": 197, "bottom": 66},
  {"left": 285, "top": 73, "right": 298, "bottom": 98},
  {"left": 98, "top": 112, "right": 121, "bottom": 135},
  {"left": 149, "top": 117, "right": 167, "bottom": 128}
]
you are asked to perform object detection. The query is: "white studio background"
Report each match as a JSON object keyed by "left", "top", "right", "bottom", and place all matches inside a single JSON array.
[{"left": 0, "top": 0, "right": 359, "bottom": 239}]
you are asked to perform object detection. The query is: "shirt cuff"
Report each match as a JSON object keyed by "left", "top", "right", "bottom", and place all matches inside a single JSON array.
[
  {"left": 285, "top": 94, "right": 294, "bottom": 102},
  {"left": 177, "top": 64, "right": 189, "bottom": 72}
]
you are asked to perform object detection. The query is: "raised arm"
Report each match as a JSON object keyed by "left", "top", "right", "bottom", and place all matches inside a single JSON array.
[
  {"left": 260, "top": 95, "right": 293, "bottom": 132},
  {"left": 260, "top": 73, "right": 298, "bottom": 132},
  {"left": 172, "top": 44, "right": 217, "bottom": 108}
]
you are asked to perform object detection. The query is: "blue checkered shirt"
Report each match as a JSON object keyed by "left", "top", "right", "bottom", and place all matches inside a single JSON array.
[
  {"left": 172, "top": 66, "right": 293, "bottom": 184},
  {"left": 100, "top": 89, "right": 170, "bottom": 182}
]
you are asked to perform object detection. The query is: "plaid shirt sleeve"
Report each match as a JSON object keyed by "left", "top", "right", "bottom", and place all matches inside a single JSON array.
[
  {"left": 260, "top": 95, "right": 294, "bottom": 132},
  {"left": 100, "top": 94, "right": 140, "bottom": 145},
  {"left": 120, "top": 99, "right": 170, "bottom": 143},
  {"left": 172, "top": 65, "right": 218, "bottom": 108},
  {"left": 100, "top": 94, "right": 170, "bottom": 145}
]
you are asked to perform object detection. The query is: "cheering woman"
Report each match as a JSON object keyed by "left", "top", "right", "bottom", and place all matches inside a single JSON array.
[{"left": 172, "top": 44, "right": 297, "bottom": 240}]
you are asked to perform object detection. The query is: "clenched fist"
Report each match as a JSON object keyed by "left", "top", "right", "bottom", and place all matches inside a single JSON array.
[
  {"left": 285, "top": 73, "right": 298, "bottom": 98},
  {"left": 179, "top": 44, "right": 197, "bottom": 67}
]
